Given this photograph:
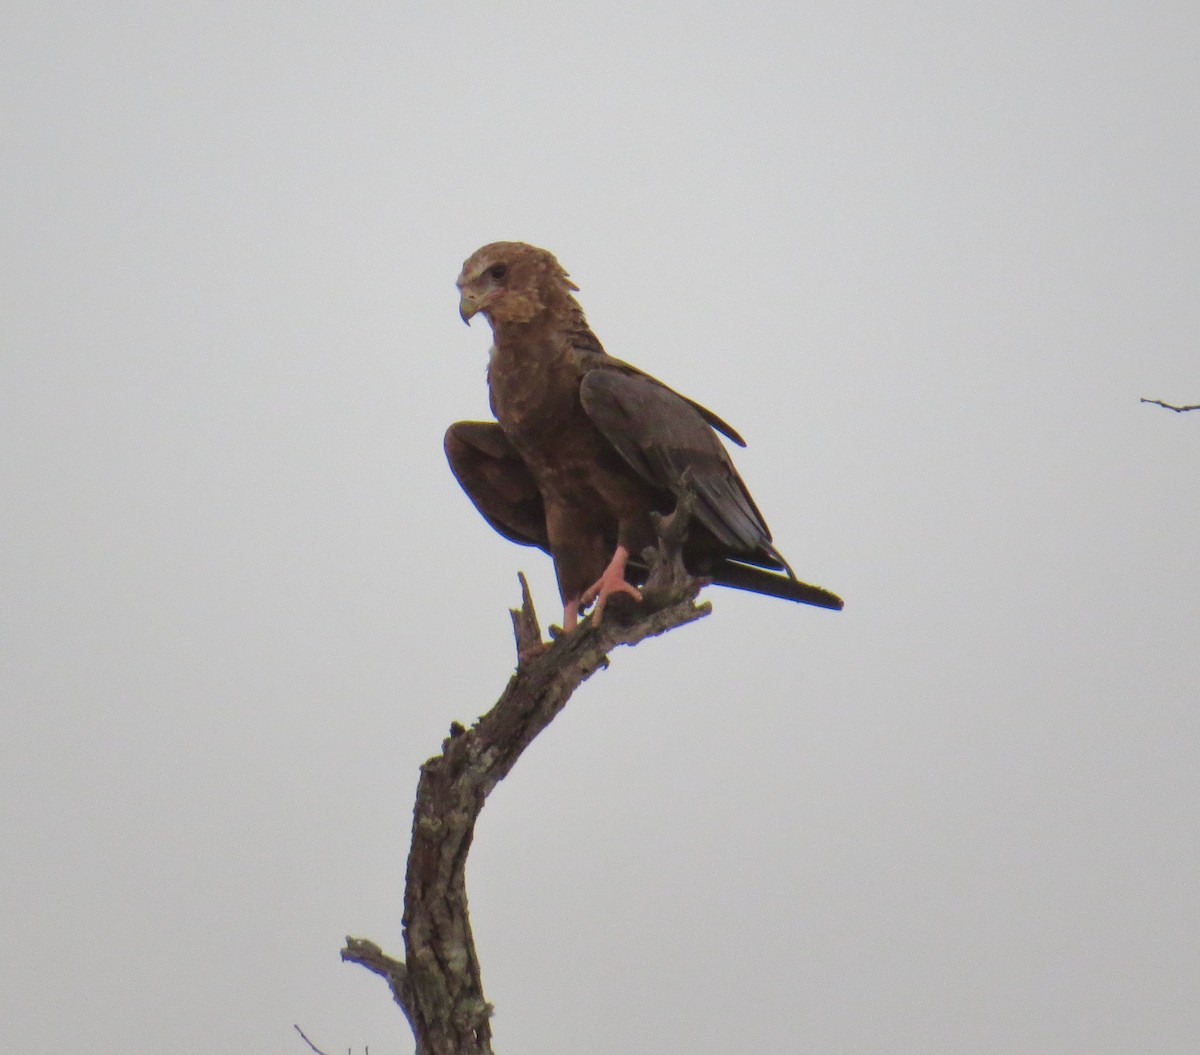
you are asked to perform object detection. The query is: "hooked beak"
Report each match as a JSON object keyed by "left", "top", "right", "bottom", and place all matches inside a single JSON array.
[{"left": 458, "top": 291, "right": 479, "bottom": 326}]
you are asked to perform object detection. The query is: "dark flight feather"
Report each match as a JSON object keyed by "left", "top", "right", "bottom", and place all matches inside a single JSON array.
[{"left": 579, "top": 370, "right": 767, "bottom": 554}]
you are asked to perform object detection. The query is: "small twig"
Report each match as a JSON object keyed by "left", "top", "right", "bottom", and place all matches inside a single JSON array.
[
  {"left": 340, "top": 937, "right": 415, "bottom": 1033},
  {"left": 293, "top": 1024, "right": 333, "bottom": 1055},
  {"left": 292, "top": 1028, "right": 368, "bottom": 1055},
  {"left": 509, "top": 570, "right": 545, "bottom": 661},
  {"left": 1141, "top": 398, "right": 1200, "bottom": 413}
]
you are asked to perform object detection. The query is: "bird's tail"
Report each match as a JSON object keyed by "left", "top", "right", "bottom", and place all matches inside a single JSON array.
[{"left": 709, "top": 560, "right": 844, "bottom": 610}]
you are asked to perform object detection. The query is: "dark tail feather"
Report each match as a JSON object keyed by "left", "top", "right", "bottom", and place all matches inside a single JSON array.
[{"left": 709, "top": 560, "right": 844, "bottom": 610}]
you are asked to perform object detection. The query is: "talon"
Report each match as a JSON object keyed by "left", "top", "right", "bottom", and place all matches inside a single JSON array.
[{"left": 580, "top": 546, "right": 643, "bottom": 623}]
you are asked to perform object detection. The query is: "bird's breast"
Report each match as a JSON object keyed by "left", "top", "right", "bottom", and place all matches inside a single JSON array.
[{"left": 487, "top": 342, "right": 586, "bottom": 452}]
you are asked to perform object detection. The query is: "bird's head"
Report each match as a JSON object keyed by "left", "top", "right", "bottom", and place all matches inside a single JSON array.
[{"left": 456, "top": 241, "right": 581, "bottom": 328}]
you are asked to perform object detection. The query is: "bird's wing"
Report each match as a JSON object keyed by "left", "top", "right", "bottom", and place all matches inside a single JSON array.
[
  {"left": 444, "top": 421, "right": 548, "bottom": 549},
  {"left": 579, "top": 367, "right": 780, "bottom": 564},
  {"left": 591, "top": 355, "right": 747, "bottom": 447}
]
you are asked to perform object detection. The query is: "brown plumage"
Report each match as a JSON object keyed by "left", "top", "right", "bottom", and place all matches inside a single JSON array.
[{"left": 446, "top": 241, "right": 842, "bottom": 630}]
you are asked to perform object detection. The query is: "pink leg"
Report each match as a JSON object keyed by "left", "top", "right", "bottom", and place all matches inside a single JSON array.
[
  {"left": 562, "top": 599, "right": 580, "bottom": 632},
  {"left": 579, "top": 545, "right": 643, "bottom": 623}
]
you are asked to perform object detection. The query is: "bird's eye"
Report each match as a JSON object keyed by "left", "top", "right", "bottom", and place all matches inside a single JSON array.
[{"left": 488, "top": 263, "right": 508, "bottom": 281}]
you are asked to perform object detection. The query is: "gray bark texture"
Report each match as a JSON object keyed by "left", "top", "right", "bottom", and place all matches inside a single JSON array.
[{"left": 342, "top": 498, "right": 711, "bottom": 1054}]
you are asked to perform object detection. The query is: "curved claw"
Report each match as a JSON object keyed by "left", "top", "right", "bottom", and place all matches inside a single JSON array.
[{"left": 579, "top": 546, "right": 643, "bottom": 624}]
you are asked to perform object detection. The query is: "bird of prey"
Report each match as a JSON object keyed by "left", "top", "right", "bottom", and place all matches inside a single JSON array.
[{"left": 445, "top": 241, "right": 842, "bottom": 631}]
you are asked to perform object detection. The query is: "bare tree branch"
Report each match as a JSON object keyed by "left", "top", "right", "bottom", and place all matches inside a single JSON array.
[
  {"left": 340, "top": 937, "right": 416, "bottom": 1035},
  {"left": 293, "top": 1024, "right": 369, "bottom": 1055},
  {"left": 342, "top": 495, "right": 710, "bottom": 1055},
  {"left": 293, "top": 1024, "right": 333, "bottom": 1055},
  {"left": 1141, "top": 398, "right": 1200, "bottom": 412}
]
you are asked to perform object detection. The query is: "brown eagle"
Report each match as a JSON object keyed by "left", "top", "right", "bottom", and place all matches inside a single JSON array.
[{"left": 446, "top": 241, "right": 842, "bottom": 630}]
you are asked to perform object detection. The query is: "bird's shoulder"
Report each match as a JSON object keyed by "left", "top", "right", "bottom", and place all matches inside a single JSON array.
[{"left": 578, "top": 354, "right": 747, "bottom": 448}]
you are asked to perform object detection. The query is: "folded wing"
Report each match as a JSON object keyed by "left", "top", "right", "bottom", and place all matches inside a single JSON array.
[{"left": 579, "top": 369, "right": 781, "bottom": 559}]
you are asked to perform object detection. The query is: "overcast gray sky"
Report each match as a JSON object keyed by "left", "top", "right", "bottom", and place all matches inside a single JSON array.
[{"left": 3, "top": 2, "right": 1198, "bottom": 1053}]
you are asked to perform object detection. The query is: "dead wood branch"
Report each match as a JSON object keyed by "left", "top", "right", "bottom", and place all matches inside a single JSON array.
[
  {"left": 292, "top": 1024, "right": 330, "bottom": 1055},
  {"left": 342, "top": 499, "right": 710, "bottom": 1055},
  {"left": 294, "top": 1023, "right": 367, "bottom": 1055},
  {"left": 1141, "top": 398, "right": 1200, "bottom": 413}
]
